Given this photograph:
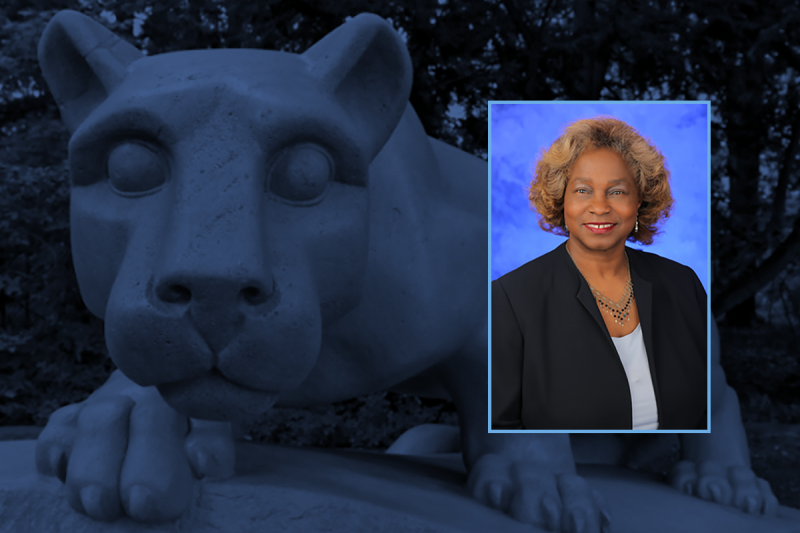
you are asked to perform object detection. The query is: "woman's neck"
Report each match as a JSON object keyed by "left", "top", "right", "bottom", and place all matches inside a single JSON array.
[{"left": 565, "top": 238, "right": 628, "bottom": 281}]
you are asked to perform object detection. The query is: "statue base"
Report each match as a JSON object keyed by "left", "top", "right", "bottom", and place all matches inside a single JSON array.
[{"left": 1, "top": 439, "right": 798, "bottom": 532}]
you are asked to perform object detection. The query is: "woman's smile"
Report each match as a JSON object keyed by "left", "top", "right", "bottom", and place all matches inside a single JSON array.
[{"left": 584, "top": 222, "right": 617, "bottom": 234}]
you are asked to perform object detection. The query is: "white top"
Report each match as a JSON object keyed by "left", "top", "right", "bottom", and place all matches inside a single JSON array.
[{"left": 611, "top": 323, "right": 659, "bottom": 430}]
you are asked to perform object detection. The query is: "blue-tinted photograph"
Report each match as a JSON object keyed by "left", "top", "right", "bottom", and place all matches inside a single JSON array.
[{"left": 490, "top": 102, "right": 710, "bottom": 434}]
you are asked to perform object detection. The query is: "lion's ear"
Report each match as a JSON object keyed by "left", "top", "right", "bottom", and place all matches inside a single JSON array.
[
  {"left": 303, "top": 14, "right": 413, "bottom": 160},
  {"left": 38, "top": 10, "right": 143, "bottom": 134}
]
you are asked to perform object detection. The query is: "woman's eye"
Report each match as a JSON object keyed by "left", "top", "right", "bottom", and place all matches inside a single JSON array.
[
  {"left": 107, "top": 142, "right": 167, "bottom": 194},
  {"left": 268, "top": 145, "right": 332, "bottom": 203},
  {"left": 610, "top": 190, "right": 623, "bottom": 195},
  {"left": 576, "top": 188, "right": 589, "bottom": 194}
]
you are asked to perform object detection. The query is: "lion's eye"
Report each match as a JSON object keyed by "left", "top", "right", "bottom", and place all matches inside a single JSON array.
[
  {"left": 268, "top": 145, "right": 332, "bottom": 203},
  {"left": 107, "top": 142, "right": 167, "bottom": 194}
]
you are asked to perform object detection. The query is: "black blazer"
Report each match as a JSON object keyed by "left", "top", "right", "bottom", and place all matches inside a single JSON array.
[{"left": 492, "top": 241, "right": 707, "bottom": 430}]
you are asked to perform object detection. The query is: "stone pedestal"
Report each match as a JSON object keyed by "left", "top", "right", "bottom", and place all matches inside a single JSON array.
[{"left": 1, "top": 439, "right": 798, "bottom": 532}]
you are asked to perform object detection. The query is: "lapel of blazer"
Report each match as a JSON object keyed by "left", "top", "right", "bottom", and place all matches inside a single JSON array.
[
  {"left": 627, "top": 249, "right": 663, "bottom": 419},
  {"left": 560, "top": 242, "right": 664, "bottom": 428},
  {"left": 560, "top": 242, "right": 634, "bottom": 423},
  {"left": 560, "top": 242, "right": 622, "bottom": 356}
]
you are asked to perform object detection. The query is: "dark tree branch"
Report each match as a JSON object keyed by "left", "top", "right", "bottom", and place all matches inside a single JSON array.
[
  {"left": 713, "top": 221, "right": 800, "bottom": 317},
  {"left": 768, "top": 100, "right": 800, "bottom": 233},
  {"left": 500, "top": 0, "right": 538, "bottom": 50}
]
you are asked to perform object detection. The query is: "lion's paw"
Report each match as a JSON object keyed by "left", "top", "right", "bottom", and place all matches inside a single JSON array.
[
  {"left": 467, "top": 453, "right": 611, "bottom": 532},
  {"left": 668, "top": 459, "right": 779, "bottom": 516},
  {"left": 35, "top": 383, "right": 235, "bottom": 522}
]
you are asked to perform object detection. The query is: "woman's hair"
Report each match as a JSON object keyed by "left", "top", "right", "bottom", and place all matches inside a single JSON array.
[{"left": 528, "top": 116, "right": 673, "bottom": 245}]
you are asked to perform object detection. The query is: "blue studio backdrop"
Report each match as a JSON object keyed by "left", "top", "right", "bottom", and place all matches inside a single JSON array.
[{"left": 489, "top": 102, "right": 709, "bottom": 293}]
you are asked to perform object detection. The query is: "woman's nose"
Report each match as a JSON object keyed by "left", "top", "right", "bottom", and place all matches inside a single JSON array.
[{"left": 588, "top": 196, "right": 612, "bottom": 214}]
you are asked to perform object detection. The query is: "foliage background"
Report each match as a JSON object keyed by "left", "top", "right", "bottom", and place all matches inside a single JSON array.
[{"left": 1, "top": 0, "right": 799, "bottom": 507}]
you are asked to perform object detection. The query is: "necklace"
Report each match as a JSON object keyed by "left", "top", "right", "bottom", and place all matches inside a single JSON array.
[{"left": 565, "top": 245, "right": 635, "bottom": 325}]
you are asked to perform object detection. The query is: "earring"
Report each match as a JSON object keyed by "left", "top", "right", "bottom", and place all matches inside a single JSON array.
[
  {"left": 565, "top": 222, "right": 569, "bottom": 233},
  {"left": 634, "top": 215, "right": 638, "bottom": 233}
]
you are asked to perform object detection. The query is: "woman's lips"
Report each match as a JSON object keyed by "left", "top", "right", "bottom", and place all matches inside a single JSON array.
[{"left": 584, "top": 223, "right": 617, "bottom": 234}]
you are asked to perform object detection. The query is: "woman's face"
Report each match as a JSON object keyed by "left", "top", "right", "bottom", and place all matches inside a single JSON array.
[{"left": 563, "top": 148, "right": 642, "bottom": 254}]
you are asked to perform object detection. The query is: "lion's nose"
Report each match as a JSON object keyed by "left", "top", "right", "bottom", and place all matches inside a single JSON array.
[
  {"left": 151, "top": 273, "right": 276, "bottom": 356},
  {"left": 153, "top": 274, "right": 274, "bottom": 309}
]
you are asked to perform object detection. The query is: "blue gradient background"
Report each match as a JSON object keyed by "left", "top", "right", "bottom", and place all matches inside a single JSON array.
[{"left": 490, "top": 102, "right": 709, "bottom": 290}]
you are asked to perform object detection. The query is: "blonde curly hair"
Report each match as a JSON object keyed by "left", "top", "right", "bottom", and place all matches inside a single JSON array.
[{"left": 528, "top": 116, "right": 673, "bottom": 245}]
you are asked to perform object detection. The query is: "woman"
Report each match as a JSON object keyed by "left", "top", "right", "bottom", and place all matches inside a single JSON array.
[{"left": 492, "top": 116, "right": 707, "bottom": 430}]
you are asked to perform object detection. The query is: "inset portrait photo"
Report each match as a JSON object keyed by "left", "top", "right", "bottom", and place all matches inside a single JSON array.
[{"left": 489, "top": 101, "right": 710, "bottom": 433}]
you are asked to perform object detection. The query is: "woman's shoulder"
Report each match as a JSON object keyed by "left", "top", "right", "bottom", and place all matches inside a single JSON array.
[{"left": 626, "top": 247, "right": 701, "bottom": 282}]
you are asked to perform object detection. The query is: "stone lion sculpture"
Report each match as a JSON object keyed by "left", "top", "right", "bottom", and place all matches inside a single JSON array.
[{"left": 33, "top": 9, "right": 778, "bottom": 532}]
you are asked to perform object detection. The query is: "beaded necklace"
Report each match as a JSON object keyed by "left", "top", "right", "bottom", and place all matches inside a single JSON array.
[{"left": 565, "top": 246, "right": 635, "bottom": 325}]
